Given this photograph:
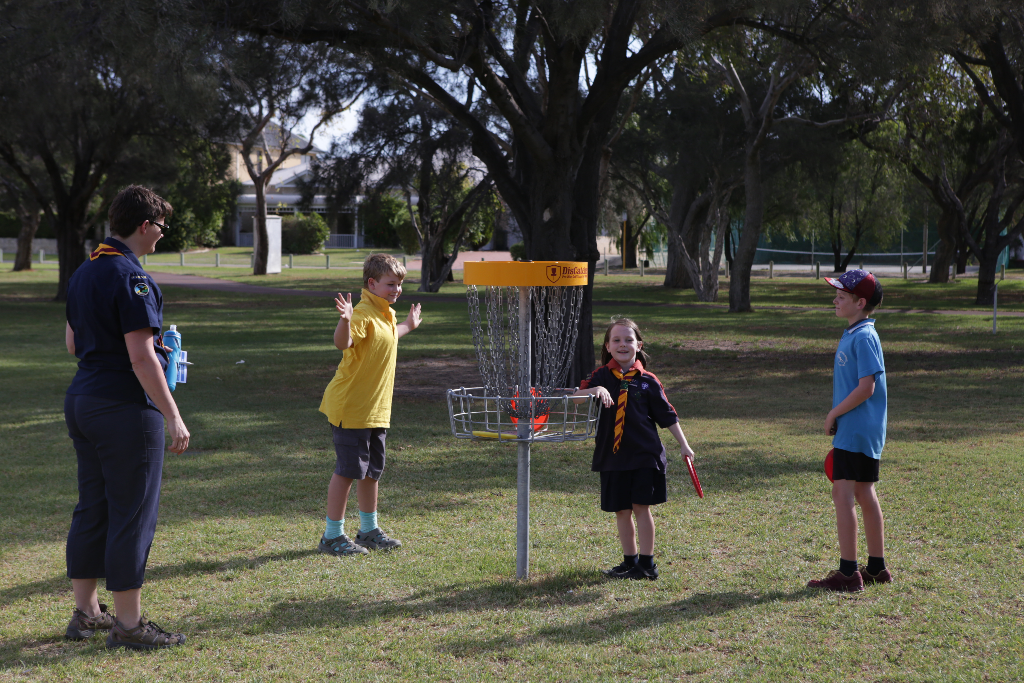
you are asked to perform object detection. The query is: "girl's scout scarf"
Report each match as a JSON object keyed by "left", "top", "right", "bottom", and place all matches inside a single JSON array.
[
  {"left": 611, "top": 367, "right": 639, "bottom": 453},
  {"left": 90, "top": 244, "right": 127, "bottom": 260}
]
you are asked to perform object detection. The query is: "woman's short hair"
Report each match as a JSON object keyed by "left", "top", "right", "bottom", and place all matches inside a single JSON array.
[{"left": 108, "top": 185, "right": 173, "bottom": 238}]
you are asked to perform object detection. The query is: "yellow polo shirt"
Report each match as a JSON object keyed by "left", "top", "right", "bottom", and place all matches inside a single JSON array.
[{"left": 319, "top": 288, "right": 398, "bottom": 428}]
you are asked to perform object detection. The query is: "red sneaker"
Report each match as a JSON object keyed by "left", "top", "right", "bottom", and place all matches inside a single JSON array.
[
  {"left": 860, "top": 566, "right": 893, "bottom": 585},
  {"left": 807, "top": 569, "right": 864, "bottom": 593}
]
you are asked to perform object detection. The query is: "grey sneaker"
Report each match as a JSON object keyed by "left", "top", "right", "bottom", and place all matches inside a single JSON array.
[
  {"left": 354, "top": 527, "right": 402, "bottom": 551},
  {"left": 318, "top": 534, "right": 369, "bottom": 557}
]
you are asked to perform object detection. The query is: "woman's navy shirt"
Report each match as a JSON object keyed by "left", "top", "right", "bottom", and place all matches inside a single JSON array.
[
  {"left": 579, "top": 360, "right": 678, "bottom": 473},
  {"left": 66, "top": 237, "right": 168, "bottom": 407}
]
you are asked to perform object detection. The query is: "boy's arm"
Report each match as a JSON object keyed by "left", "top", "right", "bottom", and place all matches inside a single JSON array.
[
  {"left": 667, "top": 422, "right": 695, "bottom": 459},
  {"left": 396, "top": 303, "right": 422, "bottom": 338},
  {"left": 825, "top": 375, "right": 876, "bottom": 436},
  {"left": 334, "top": 293, "right": 353, "bottom": 350}
]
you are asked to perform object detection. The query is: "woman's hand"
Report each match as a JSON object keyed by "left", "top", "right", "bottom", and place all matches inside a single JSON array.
[{"left": 166, "top": 415, "right": 190, "bottom": 454}]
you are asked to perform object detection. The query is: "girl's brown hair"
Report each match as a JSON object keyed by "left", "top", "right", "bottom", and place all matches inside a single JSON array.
[{"left": 600, "top": 317, "right": 650, "bottom": 368}]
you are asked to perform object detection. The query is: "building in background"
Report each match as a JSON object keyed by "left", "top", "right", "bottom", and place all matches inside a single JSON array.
[{"left": 224, "top": 123, "right": 365, "bottom": 249}]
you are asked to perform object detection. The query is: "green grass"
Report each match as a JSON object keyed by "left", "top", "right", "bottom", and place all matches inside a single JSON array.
[{"left": 1, "top": 268, "right": 1022, "bottom": 681}]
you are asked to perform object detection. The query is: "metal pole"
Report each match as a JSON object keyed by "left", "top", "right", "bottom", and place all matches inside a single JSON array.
[{"left": 516, "top": 286, "right": 532, "bottom": 579}]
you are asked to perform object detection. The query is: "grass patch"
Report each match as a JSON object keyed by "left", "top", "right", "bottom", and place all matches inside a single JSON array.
[{"left": 1, "top": 268, "right": 1022, "bottom": 681}]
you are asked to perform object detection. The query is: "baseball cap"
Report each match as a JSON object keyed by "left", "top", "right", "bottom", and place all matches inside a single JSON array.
[{"left": 824, "top": 269, "right": 878, "bottom": 301}]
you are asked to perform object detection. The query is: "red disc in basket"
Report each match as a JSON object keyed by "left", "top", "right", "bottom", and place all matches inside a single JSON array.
[
  {"left": 686, "top": 456, "right": 704, "bottom": 498},
  {"left": 825, "top": 448, "right": 835, "bottom": 482}
]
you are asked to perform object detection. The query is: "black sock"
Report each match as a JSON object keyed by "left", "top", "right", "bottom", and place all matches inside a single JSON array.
[
  {"left": 638, "top": 554, "right": 654, "bottom": 569},
  {"left": 623, "top": 554, "right": 638, "bottom": 567},
  {"left": 866, "top": 556, "right": 886, "bottom": 575},
  {"left": 839, "top": 558, "right": 858, "bottom": 577}
]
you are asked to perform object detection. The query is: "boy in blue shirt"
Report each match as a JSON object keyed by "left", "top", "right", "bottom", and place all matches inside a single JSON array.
[{"left": 808, "top": 269, "right": 893, "bottom": 592}]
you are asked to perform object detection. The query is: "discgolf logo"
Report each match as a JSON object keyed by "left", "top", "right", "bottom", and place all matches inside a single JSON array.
[
  {"left": 547, "top": 265, "right": 560, "bottom": 283},
  {"left": 836, "top": 351, "right": 847, "bottom": 366},
  {"left": 133, "top": 283, "right": 150, "bottom": 297}
]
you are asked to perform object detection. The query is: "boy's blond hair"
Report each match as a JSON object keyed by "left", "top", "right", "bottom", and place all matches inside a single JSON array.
[{"left": 362, "top": 253, "right": 407, "bottom": 287}]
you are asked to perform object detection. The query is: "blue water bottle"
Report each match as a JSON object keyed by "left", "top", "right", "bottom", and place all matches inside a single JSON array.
[{"left": 162, "top": 325, "right": 182, "bottom": 391}]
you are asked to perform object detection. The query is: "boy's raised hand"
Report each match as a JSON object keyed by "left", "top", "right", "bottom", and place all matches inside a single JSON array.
[
  {"left": 405, "top": 303, "right": 422, "bottom": 330},
  {"left": 335, "top": 293, "right": 353, "bottom": 322}
]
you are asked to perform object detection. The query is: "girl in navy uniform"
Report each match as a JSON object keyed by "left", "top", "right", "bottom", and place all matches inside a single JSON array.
[
  {"left": 574, "top": 318, "right": 695, "bottom": 580},
  {"left": 63, "top": 185, "right": 189, "bottom": 649}
]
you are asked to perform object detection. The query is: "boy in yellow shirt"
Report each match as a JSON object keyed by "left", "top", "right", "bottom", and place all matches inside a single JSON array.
[{"left": 317, "top": 254, "right": 422, "bottom": 556}]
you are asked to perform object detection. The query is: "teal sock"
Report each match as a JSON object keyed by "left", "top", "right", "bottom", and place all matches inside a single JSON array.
[
  {"left": 325, "top": 516, "right": 344, "bottom": 539},
  {"left": 359, "top": 510, "right": 378, "bottom": 533}
]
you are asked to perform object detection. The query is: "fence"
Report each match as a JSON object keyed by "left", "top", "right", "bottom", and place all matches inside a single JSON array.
[{"left": 236, "top": 233, "right": 369, "bottom": 249}]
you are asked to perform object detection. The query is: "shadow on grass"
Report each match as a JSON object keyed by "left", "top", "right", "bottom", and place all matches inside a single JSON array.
[{"left": 0, "top": 549, "right": 319, "bottom": 608}]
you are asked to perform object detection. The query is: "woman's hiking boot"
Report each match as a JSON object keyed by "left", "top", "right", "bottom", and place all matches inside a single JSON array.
[
  {"left": 65, "top": 604, "right": 115, "bottom": 640},
  {"left": 106, "top": 618, "right": 186, "bottom": 651}
]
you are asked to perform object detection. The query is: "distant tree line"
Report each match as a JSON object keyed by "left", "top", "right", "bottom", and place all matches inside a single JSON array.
[{"left": 1, "top": 0, "right": 1022, "bottom": 373}]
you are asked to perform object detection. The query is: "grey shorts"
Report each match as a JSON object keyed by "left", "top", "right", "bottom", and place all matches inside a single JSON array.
[{"left": 332, "top": 425, "right": 386, "bottom": 480}]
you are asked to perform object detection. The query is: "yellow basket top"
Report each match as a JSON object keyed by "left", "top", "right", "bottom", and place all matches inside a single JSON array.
[{"left": 463, "top": 261, "right": 588, "bottom": 287}]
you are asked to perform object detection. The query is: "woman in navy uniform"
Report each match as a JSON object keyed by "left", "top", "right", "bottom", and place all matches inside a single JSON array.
[{"left": 63, "top": 185, "right": 189, "bottom": 650}]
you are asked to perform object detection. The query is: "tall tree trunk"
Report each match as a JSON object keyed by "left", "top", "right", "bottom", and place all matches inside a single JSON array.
[
  {"left": 12, "top": 208, "right": 40, "bottom": 271},
  {"left": 729, "top": 148, "right": 762, "bottom": 313},
  {"left": 253, "top": 179, "right": 269, "bottom": 275},
  {"left": 55, "top": 214, "right": 87, "bottom": 302},
  {"left": 928, "top": 209, "right": 957, "bottom": 283}
]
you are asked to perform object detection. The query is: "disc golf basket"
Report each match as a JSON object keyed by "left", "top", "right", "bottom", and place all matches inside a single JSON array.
[{"left": 447, "top": 261, "right": 601, "bottom": 578}]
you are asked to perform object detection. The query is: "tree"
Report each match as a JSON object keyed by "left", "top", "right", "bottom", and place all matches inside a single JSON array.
[
  {"left": 215, "top": 0, "right": 748, "bottom": 380},
  {"left": 0, "top": 173, "right": 44, "bottom": 272},
  {"left": 220, "top": 35, "right": 366, "bottom": 275},
  {"left": 0, "top": 0, "right": 218, "bottom": 300},
  {"left": 316, "top": 85, "right": 494, "bottom": 292},
  {"left": 806, "top": 143, "right": 908, "bottom": 272}
]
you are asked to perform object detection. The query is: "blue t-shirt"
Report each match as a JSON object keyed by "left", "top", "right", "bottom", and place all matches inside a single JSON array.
[
  {"left": 832, "top": 318, "right": 886, "bottom": 459},
  {"left": 66, "top": 237, "right": 168, "bottom": 407}
]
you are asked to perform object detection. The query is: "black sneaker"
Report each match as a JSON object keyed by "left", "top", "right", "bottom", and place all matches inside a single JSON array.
[
  {"left": 602, "top": 561, "right": 636, "bottom": 578},
  {"left": 623, "top": 564, "right": 659, "bottom": 581},
  {"left": 318, "top": 534, "right": 369, "bottom": 557},
  {"left": 65, "top": 603, "right": 115, "bottom": 640},
  {"left": 106, "top": 618, "right": 185, "bottom": 651},
  {"left": 354, "top": 527, "right": 402, "bottom": 551}
]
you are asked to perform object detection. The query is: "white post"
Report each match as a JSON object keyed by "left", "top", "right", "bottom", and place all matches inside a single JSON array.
[
  {"left": 215, "top": 253, "right": 220, "bottom": 267},
  {"left": 326, "top": 254, "right": 331, "bottom": 269},
  {"left": 179, "top": 252, "right": 184, "bottom": 267},
  {"left": 516, "top": 285, "right": 531, "bottom": 580},
  {"left": 39, "top": 249, "right": 44, "bottom": 264},
  {"left": 289, "top": 254, "right": 293, "bottom": 269},
  {"left": 768, "top": 261, "right": 774, "bottom": 279},
  {"left": 639, "top": 258, "right": 644, "bottom": 277}
]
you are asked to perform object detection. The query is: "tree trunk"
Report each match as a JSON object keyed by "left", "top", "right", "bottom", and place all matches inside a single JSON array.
[
  {"left": 13, "top": 208, "right": 40, "bottom": 271},
  {"left": 55, "top": 214, "right": 88, "bottom": 302},
  {"left": 729, "top": 148, "right": 762, "bottom": 313},
  {"left": 927, "top": 209, "right": 956, "bottom": 283},
  {"left": 253, "top": 179, "right": 269, "bottom": 276}
]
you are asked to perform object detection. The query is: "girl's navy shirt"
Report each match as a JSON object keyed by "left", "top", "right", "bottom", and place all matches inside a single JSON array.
[
  {"left": 66, "top": 236, "right": 168, "bottom": 408},
  {"left": 579, "top": 360, "right": 678, "bottom": 473}
]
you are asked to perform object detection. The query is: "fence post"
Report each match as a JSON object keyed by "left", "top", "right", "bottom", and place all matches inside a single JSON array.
[
  {"left": 604, "top": 257, "right": 609, "bottom": 276},
  {"left": 179, "top": 252, "right": 184, "bottom": 267},
  {"left": 639, "top": 259, "right": 644, "bottom": 277},
  {"left": 903, "top": 262, "right": 908, "bottom": 279},
  {"left": 39, "top": 249, "right": 44, "bottom": 264},
  {"left": 215, "top": 253, "right": 220, "bottom": 267},
  {"left": 402, "top": 255, "right": 407, "bottom": 268},
  {"left": 768, "top": 261, "right": 774, "bottom": 279},
  {"left": 859, "top": 261, "right": 863, "bottom": 271},
  {"left": 815, "top": 262, "right": 820, "bottom": 279},
  {"left": 950, "top": 264, "right": 956, "bottom": 280},
  {"left": 288, "top": 254, "right": 293, "bottom": 269},
  {"left": 326, "top": 254, "right": 331, "bottom": 269},
  {"left": 724, "top": 260, "right": 730, "bottom": 278},
  {"left": 1000, "top": 264, "right": 1005, "bottom": 281},
  {"left": 250, "top": 253, "right": 254, "bottom": 268}
]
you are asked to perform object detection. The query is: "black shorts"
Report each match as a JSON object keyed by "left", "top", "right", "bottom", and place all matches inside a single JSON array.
[
  {"left": 831, "top": 448, "right": 880, "bottom": 483},
  {"left": 600, "top": 468, "right": 667, "bottom": 512},
  {"left": 332, "top": 425, "right": 386, "bottom": 480}
]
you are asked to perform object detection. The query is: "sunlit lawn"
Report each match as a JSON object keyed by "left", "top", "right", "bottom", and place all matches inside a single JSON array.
[{"left": 1, "top": 267, "right": 1022, "bottom": 682}]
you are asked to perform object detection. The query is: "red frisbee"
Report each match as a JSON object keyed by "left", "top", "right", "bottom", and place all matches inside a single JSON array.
[
  {"left": 825, "top": 448, "right": 835, "bottom": 482},
  {"left": 686, "top": 456, "right": 704, "bottom": 498}
]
